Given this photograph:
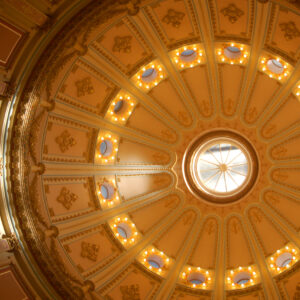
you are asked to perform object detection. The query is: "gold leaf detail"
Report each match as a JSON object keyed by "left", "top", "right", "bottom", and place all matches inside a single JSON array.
[
  {"left": 56, "top": 187, "right": 78, "bottom": 210},
  {"left": 81, "top": 242, "right": 99, "bottom": 262},
  {"left": 75, "top": 77, "right": 94, "bottom": 97},
  {"left": 279, "top": 21, "right": 300, "bottom": 41},
  {"left": 162, "top": 9, "right": 185, "bottom": 28},
  {"left": 112, "top": 36, "right": 132, "bottom": 53},
  {"left": 221, "top": 3, "right": 244, "bottom": 24},
  {"left": 55, "top": 130, "right": 76, "bottom": 153},
  {"left": 120, "top": 284, "right": 140, "bottom": 300}
]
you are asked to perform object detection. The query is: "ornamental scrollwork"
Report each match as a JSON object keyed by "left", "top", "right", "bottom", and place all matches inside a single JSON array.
[
  {"left": 113, "top": 36, "right": 132, "bottom": 53},
  {"left": 120, "top": 284, "right": 140, "bottom": 300},
  {"left": 56, "top": 187, "right": 78, "bottom": 210},
  {"left": 81, "top": 242, "right": 100, "bottom": 262},
  {"left": 279, "top": 21, "right": 300, "bottom": 40},
  {"left": 75, "top": 77, "right": 94, "bottom": 97},
  {"left": 55, "top": 130, "right": 76, "bottom": 153},
  {"left": 221, "top": 3, "right": 244, "bottom": 24},
  {"left": 162, "top": 9, "right": 185, "bottom": 28}
]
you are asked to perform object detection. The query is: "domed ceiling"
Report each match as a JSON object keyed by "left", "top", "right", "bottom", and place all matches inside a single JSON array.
[{"left": 7, "top": 0, "right": 300, "bottom": 299}]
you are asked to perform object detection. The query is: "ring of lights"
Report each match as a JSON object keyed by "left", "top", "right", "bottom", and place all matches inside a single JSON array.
[{"left": 182, "top": 130, "right": 259, "bottom": 204}]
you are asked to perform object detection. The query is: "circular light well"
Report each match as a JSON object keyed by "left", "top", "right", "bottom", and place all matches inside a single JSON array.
[
  {"left": 147, "top": 255, "right": 164, "bottom": 269},
  {"left": 180, "top": 49, "right": 197, "bottom": 62},
  {"left": 117, "top": 222, "right": 132, "bottom": 239},
  {"left": 100, "top": 183, "right": 115, "bottom": 200},
  {"left": 113, "top": 100, "right": 125, "bottom": 113},
  {"left": 100, "top": 140, "right": 113, "bottom": 157},
  {"left": 141, "top": 68, "right": 157, "bottom": 83},
  {"left": 224, "top": 46, "right": 242, "bottom": 59},
  {"left": 276, "top": 252, "right": 292, "bottom": 268},
  {"left": 267, "top": 59, "right": 284, "bottom": 74},
  {"left": 233, "top": 272, "right": 251, "bottom": 285},
  {"left": 183, "top": 131, "right": 258, "bottom": 204},
  {"left": 187, "top": 272, "right": 205, "bottom": 285}
]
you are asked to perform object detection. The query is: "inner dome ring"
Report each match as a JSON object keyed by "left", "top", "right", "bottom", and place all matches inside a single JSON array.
[{"left": 182, "top": 130, "right": 259, "bottom": 205}]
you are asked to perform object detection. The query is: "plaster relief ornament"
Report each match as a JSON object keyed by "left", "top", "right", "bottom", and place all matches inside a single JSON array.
[
  {"left": 120, "top": 284, "right": 140, "bottom": 300},
  {"left": 221, "top": 3, "right": 244, "bottom": 23},
  {"left": 55, "top": 130, "right": 77, "bottom": 153},
  {"left": 56, "top": 187, "right": 78, "bottom": 210},
  {"left": 75, "top": 77, "right": 94, "bottom": 97},
  {"left": 81, "top": 242, "right": 100, "bottom": 262},
  {"left": 162, "top": 9, "right": 185, "bottom": 28},
  {"left": 113, "top": 36, "right": 132, "bottom": 53},
  {"left": 279, "top": 21, "right": 300, "bottom": 40}
]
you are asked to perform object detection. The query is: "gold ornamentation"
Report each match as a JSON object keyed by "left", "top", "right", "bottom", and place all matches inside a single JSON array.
[
  {"left": 272, "top": 170, "right": 288, "bottom": 182},
  {"left": 120, "top": 284, "right": 140, "bottom": 300},
  {"left": 178, "top": 111, "right": 190, "bottom": 125},
  {"left": 206, "top": 219, "right": 216, "bottom": 235},
  {"left": 230, "top": 219, "right": 240, "bottom": 234},
  {"left": 161, "top": 129, "right": 176, "bottom": 142},
  {"left": 263, "top": 124, "right": 276, "bottom": 137},
  {"left": 55, "top": 130, "right": 76, "bottom": 153},
  {"left": 162, "top": 9, "right": 185, "bottom": 28},
  {"left": 279, "top": 21, "right": 300, "bottom": 41},
  {"left": 56, "top": 187, "right": 78, "bottom": 209},
  {"left": 246, "top": 107, "right": 258, "bottom": 123},
  {"left": 200, "top": 100, "right": 211, "bottom": 116},
  {"left": 112, "top": 36, "right": 132, "bottom": 53},
  {"left": 250, "top": 209, "right": 262, "bottom": 223},
  {"left": 75, "top": 77, "right": 94, "bottom": 97},
  {"left": 81, "top": 242, "right": 99, "bottom": 262},
  {"left": 264, "top": 191, "right": 280, "bottom": 205},
  {"left": 271, "top": 146, "right": 287, "bottom": 159},
  {"left": 221, "top": 3, "right": 244, "bottom": 24}
]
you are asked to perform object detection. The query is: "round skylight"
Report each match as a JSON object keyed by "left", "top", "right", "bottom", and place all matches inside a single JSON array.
[
  {"left": 141, "top": 68, "right": 157, "bottom": 83},
  {"left": 224, "top": 46, "right": 242, "bottom": 59},
  {"left": 183, "top": 131, "right": 258, "bottom": 204},
  {"left": 196, "top": 141, "right": 249, "bottom": 193},
  {"left": 180, "top": 49, "right": 197, "bottom": 62},
  {"left": 267, "top": 59, "right": 284, "bottom": 74}
]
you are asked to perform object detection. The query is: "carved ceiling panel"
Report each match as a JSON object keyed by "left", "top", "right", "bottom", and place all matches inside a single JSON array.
[
  {"left": 43, "top": 176, "right": 99, "bottom": 222},
  {"left": 208, "top": 0, "right": 254, "bottom": 41},
  {"left": 144, "top": 0, "right": 200, "bottom": 48}
]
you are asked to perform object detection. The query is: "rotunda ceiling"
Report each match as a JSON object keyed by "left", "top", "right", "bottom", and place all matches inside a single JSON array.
[{"left": 6, "top": 0, "right": 300, "bottom": 299}]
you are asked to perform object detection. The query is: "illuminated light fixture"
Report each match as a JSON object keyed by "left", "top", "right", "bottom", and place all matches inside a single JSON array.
[
  {"left": 138, "top": 246, "right": 173, "bottom": 277},
  {"left": 170, "top": 44, "right": 205, "bottom": 70},
  {"left": 109, "top": 215, "right": 140, "bottom": 248},
  {"left": 259, "top": 54, "right": 292, "bottom": 82},
  {"left": 96, "top": 132, "right": 119, "bottom": 165},
  {"left": 226, "top": 265, "right": 259, "bottom": 290},
  {"left": 216, "top": 42, "right": 248, "bottom": 66},
  {"left": 105, "top": 93, "right": 137, "bottom": 125},
  {"left": 179, "top": 265, "right": 214, "bottom": 290},
  {"left": 133, "top": 60, "right": 166, "bottom": 91},
  {"left": 268, "top": 243, "right": 299, "bottom": 275}
]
